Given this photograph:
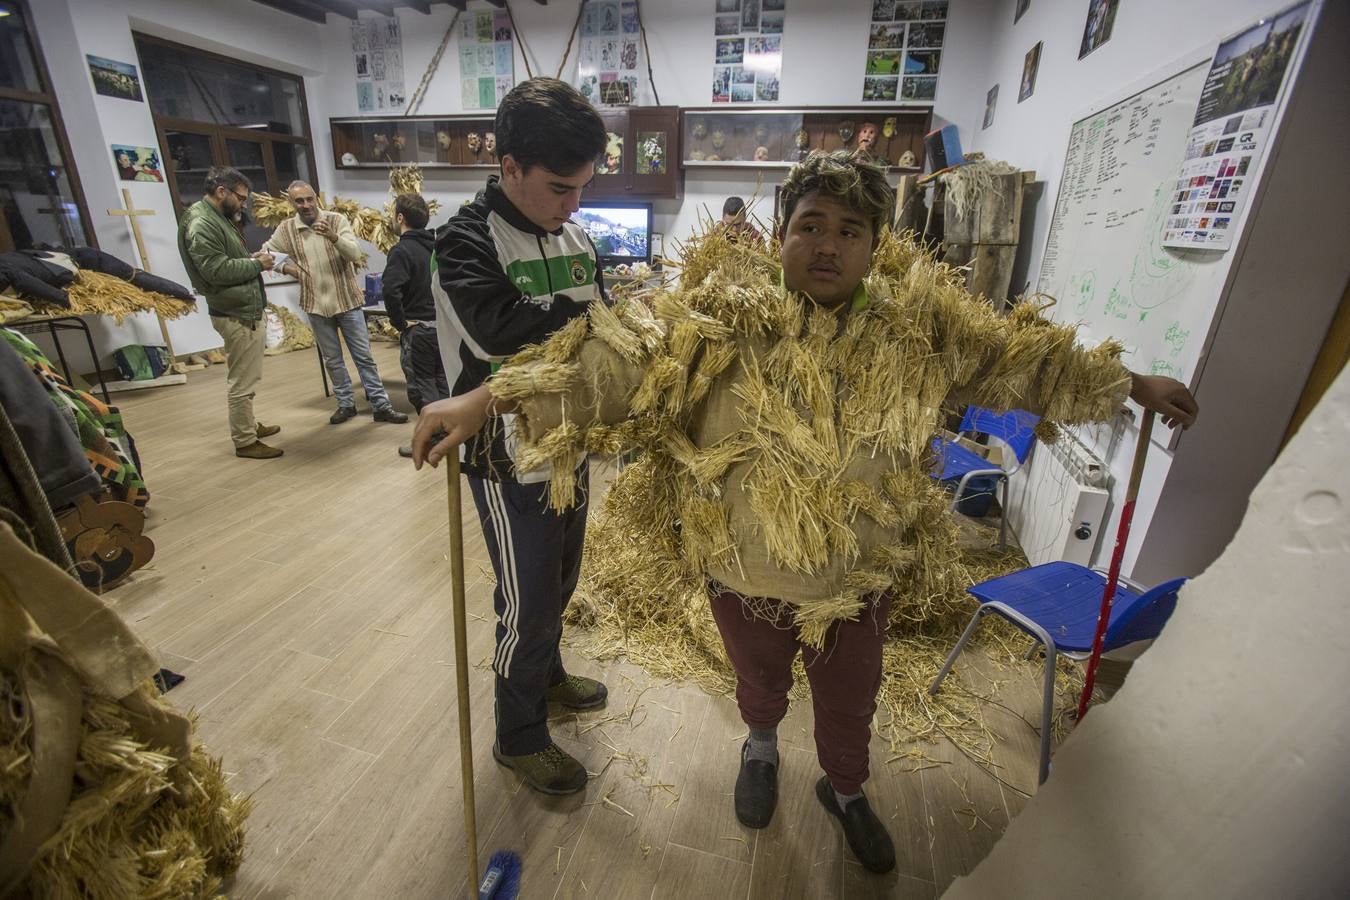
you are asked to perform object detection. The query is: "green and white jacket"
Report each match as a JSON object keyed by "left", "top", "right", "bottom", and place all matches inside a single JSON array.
[{"left": 431, "top": 176, "right": 605, "bottom": 482}]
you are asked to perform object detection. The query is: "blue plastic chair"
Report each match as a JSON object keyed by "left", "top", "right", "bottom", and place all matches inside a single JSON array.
[
  {"left": 928, "top": 560, "right": 1187, "bottom": 784},
  {"left": 930, "top": 407, "right": 1040, "bottom": 548}
]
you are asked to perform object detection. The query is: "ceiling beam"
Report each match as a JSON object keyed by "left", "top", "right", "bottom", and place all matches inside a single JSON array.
[
  {"left": 253, "top": 0, "right": 330, "bottom": 24},
  {"left": 310, "top": 0, "right": 363, "bottom": 19},
  {"left": 445, "top": 0, "right": 467, "bottom": 9},
  {"left": 404, "top": 0, "right": 433, "bottom": 12}
]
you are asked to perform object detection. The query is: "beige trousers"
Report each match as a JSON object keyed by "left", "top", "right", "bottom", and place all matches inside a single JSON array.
[{"left": 211, "top": 315, "right": 265, "bottom": 448}]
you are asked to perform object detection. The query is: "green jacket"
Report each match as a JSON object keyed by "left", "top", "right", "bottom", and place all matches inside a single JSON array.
[{"left": 177, "top": 199, "right": 265, "bottom": 321}]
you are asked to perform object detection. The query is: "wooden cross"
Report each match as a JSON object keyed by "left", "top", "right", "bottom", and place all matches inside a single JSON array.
[{"left": 108, "top": 187, "right": 183, "bottom": 372}]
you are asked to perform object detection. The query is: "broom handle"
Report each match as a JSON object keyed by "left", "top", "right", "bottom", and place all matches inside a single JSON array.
[
  {"left": 1076, "top": 410, "right": 1154, "bottom": 722},
  {"left": 447, "top": 455, "right": 479, "bottom": 898}
]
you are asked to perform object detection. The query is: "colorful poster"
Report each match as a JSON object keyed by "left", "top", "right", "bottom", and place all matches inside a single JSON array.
[
  {"left": 459, "top": 9, "right": 515, "bottom": 109},
  {"left": 112, "top": 145, "right": 163, "bottom": 182},
  {"left": 864, "top": 0, "right": 943, "bottom": 103},
  {"left": 710, "top": 0, "right": 784, "bottom": 104},
  {"left": 576, "top": 0, "right": 646, "bottom": 106},
  {"left": 87, "top": 55, "right": 142, "bottom": 102},
  {"left": 1163, "top": 3, "right": 1309, "bottom": 250},
  {"left": 352, "top": 18, "right": 405, "bottom": 113}
]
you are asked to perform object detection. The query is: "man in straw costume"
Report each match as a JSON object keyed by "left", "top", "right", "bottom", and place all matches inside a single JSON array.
[{"left": 412, "top": 151, "right": 1198, "bottom": 873}]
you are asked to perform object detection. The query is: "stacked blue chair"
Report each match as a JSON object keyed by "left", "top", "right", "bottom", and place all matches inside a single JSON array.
[{"left": 930, "top": 406, "right": 1039, "bottom": 548}]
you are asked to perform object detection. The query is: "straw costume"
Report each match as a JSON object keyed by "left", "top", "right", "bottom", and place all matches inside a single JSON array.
[{"left": 490, "top": 228, "right": 1130, "bottom": 649}]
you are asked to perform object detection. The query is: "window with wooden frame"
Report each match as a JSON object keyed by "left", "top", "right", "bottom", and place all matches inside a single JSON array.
[
  {"left": 0, "top": 0, "right": 95, "bottom": 252},
  {"left": 133, "top": 33, "right": 317, "bottom": 250}
]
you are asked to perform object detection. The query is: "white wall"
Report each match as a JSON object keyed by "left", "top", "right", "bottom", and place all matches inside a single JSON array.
[
  {"left": 317, "top": 0, "right": 992, "bottom": 270},
  {"left": 28, "top": 0, "right": 329, "bottom": 369},
  {"left": 944, "top": 361, "right": 1350, "bottom": 900},
  {"left": 949, "top": 0, "right": 1306, "bottom": 290},
  {"left": 943, "top": 0, "right": 1348, "bottom": 582}
]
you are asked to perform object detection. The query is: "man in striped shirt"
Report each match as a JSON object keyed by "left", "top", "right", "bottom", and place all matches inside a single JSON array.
[{"left": 269, "top": 181, "right": 407, "bottom": 426}]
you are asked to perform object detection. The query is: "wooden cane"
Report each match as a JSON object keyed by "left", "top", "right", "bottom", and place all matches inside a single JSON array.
[
  {"left": 447, "top": 455, "right": 478, "bottom": 898},
  {"left": 1076, "top": 410, "right": 1155, "bottom": 721}
]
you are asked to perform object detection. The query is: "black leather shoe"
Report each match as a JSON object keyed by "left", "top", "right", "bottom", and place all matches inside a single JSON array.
[
  {"left": 330, "top": 406, "right": 357, "bottom": 424},
  {"left": 815, "top": 776, "right": 895, "bottom": 874},
  {"left": 374, "top": 407, "right": 409, "bottom": 424},
  {"left": 734, "top": 740, "right": 778, "bottom": 829}
]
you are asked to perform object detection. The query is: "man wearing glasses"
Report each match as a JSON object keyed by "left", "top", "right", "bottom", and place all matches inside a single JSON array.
[{"left": 177, "top": 166, "right": 284, "bottom": 459}]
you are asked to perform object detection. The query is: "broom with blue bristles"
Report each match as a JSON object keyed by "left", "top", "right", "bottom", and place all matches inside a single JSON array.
[{"left": 447, "top": 456, "right": 521, "bottom": 900}]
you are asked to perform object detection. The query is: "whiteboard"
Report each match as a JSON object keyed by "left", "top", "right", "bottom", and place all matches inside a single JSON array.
[{"left": 1037, "top": 58, "right": 1233, "bottom": 386}]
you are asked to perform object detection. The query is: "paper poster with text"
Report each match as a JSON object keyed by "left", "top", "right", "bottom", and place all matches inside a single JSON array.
[
  {"left": 1163, "top": 2, "right": 1309, "bottom": 250},
  {"left": 459, "top": 9, "right": 514, "bottom": 109}
]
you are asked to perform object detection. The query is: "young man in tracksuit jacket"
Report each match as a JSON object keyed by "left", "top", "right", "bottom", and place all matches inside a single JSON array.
[
  {"left": 381, "top": 193, "right": 446, "bottom": 421},
  {"left": 424, "top": 78, "right": 609, "bottom": 795}
]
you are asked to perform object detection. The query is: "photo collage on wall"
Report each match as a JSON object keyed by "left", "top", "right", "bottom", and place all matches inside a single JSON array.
[
  {"left": 1164, "top": 2, "right": 1308, "bottom": 250},
  {"left": 459, "top": 8, "right": 515, "bottom": 110},
  {"left": 864, "top": 0, "right": 945, "bottom": 103},
  {"left": 711, "top": 0, "right": 785, "bottom": 104},
  {"left": 577, "top": 0, "right": 648, "bottom": 107},
  {"left": 352, "top": 18, "right": 405, "bottom": 112}
]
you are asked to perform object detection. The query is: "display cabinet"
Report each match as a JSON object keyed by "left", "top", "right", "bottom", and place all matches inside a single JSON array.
[
  {"left": 587, "top": 106, "right": 682, "bottom": 201},
  {"left": 680, "top": 107, "right": 932, "bottom": 171},
  {"left": 330, "top": 115, "right": 499, "bottom": 169}
]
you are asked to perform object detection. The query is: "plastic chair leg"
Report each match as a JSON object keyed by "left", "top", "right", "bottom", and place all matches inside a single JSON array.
[
  {"left": 1038, "top": 642, "right": 1058, "bottom": 785},
  {"left": 999, "top": 477, "right": 1009, "bottom": 550},
  {"left": 930, "top": 607, "right": 987, "bottom": 695}
]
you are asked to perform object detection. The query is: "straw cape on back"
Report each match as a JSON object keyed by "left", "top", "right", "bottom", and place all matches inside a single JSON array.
[{"left": 490, "top": 227, "right": 1129, "bottom": 647}]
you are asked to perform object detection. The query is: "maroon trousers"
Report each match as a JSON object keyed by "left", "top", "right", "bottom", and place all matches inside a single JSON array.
[{"left": 709, "top": 583, "right": 890, "bottom": 795}]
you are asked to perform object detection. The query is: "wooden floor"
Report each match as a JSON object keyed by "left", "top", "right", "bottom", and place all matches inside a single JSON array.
[{"left": 108, "top": 344, "right": 1057, "bottom": 900}]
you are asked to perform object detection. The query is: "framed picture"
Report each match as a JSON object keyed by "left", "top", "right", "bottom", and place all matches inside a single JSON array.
[
  {"left": 112, "top": 145, "right": 163, "bottom": 182},
  {"left": 983, "top": 83, "right": 999, "bottom": 129},
  {"left": 87, "top": 55, "right": 143, "bottom": 102},
  {"left": 1078, "top": 0, "right": 1119, "bottom": 59},
  {"left": 1014, "top": 0, "right": 1030, "bottom": 24},
  {"left": 1018, "top": 41, "right": 1042, "bottom": 102}
]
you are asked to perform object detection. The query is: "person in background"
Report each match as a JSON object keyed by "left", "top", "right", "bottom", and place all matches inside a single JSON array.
[
  {"left": 720, "top": 195, "right": 763, "bottom": 244},
  {"left": 381, "top": 192, "right": 446, "bottom": 458},
  {"left": 176, "top": 166, "right": 283, "bottom": 460},
  {"left": 268, "top": 180, "right": 408, "bottom": 426}
]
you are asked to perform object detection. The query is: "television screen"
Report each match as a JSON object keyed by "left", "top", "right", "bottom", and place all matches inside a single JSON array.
[{"left": 574, "top": 203, "right": 652, "bottom": 268}]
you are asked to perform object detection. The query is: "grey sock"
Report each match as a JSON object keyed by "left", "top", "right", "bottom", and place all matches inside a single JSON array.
[
  {"left": 745, "top": 727, "right": 777, "bottom": 764},
  {"left": 835, "top": 788, "right": 863, "bottom": 811}
]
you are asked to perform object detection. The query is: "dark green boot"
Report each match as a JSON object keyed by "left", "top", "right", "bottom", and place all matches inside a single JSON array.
[
  {"left": 493, "top": 742, "right": 588, "bottom": 795},
  {"left": 545, "top": 673, "right": 608, "bottom": 710}
]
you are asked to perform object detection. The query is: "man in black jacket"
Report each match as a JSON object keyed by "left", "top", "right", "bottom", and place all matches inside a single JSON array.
[
  {"left": 419, "top": 78, "right": 609, "bottom": 796},
  {"left": 382, "top": 193, "right": 445, "bottom": 457}
]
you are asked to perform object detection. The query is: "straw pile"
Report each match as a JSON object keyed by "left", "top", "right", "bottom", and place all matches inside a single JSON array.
[
  {"left": 263, "top": 302, "right": 314, "bottom": 356},
  {"left": 939, "top": 156, "right": 1020, "bottom": 222},
  {"left": 63, "top": 270, "right": 196, "bottom": 325},
  {"left": 1, "top": 677, "right": 250, "bottom": 897}
]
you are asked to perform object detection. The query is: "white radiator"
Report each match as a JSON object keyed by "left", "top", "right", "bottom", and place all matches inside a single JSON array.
[{"left": 1006, "top": 428, "right": 1110, "bottom": 567}]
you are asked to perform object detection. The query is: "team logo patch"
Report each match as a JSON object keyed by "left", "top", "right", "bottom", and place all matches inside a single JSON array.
[{"left": 570, "top": 260, "right": 587, "bottom": 284}]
